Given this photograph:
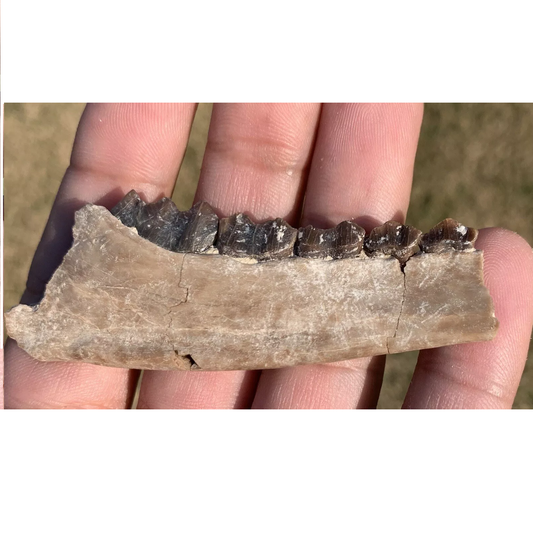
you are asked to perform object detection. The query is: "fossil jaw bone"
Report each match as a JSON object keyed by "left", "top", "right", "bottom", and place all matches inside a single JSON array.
[{"left": 4, "top": 191, "right": 498, "bottom": 371}]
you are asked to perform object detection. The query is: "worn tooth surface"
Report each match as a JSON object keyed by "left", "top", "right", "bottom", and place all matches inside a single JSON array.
[
  {"left": 217, "top": 213, "right": 297, "bottom": 260},
  {"left": 297, "top": 220, "right": 365, "bottom": 259},
  {"left": 136, "top": 197, "right": 180, "bottom": 251},
  {"left": 364, "top": 221, "right": 422, "bottom": 262},
  {"left": 110, "top": 189, "right": 146, "bottom": 227},
  {"left": 297, "top": 226, "right": 335, "bottom": 259},
  {"left": 420, "top": 218, "right": 478, "bottom": 253},
  {"left": 111, "top": 191, "right": 219, "bottom": 253},
  {"left": 174, "top": 201, "right": 219, "bottom": 253},
  {"left": 333, "top": 220, "right": 365, "bottom": 259}
]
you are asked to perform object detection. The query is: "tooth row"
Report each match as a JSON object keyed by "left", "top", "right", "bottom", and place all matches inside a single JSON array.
[
  {"left": 110, "top": 190, "right": 478, "bottom": 261},
  {"left": 111, "top": 190, "right": 218, "bottom": 253}
]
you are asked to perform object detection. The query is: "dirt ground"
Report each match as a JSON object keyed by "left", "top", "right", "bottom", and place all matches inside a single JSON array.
[{"left": 4, "top": 103, "right": 533, "bottom": 408}]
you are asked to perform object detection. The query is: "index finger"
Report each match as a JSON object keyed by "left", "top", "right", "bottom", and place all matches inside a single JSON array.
[
  {"left": 5, "top": 103, "right": 197, "bottom": 408},
  {"left": 252, "top": 103, "right": 424, "bottom": 408}
]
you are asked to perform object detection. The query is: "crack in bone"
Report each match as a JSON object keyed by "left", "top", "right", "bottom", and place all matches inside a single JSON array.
[
  {"left": 387, "top": 264, "right": 407, "bottom": 354},
  {"left": 166, "top": 253, "right": 191, "bottom": 354}
]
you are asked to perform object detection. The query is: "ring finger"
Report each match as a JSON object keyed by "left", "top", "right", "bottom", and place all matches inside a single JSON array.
[{"left": 252, "top": 103, "right": 424, "bottom": 409}]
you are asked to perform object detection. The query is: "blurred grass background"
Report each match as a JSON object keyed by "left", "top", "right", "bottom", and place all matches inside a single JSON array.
[{"left": 4, "top": 103, "right": 533, "bottom": 408}]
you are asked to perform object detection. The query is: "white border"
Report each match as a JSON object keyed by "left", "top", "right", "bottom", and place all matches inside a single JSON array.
[
  {"left": 2, "top": 1, "right": 533, "bottom": 102},
  {"left": 2, "top": 2, "right": 532, "bottom": 531}
]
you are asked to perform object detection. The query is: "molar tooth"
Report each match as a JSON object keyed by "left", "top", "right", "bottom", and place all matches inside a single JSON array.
[
  {"left": 296, "top": 220, "right": 365, "bottom": 259},
  {"left": 110, "top": 189, "right": 145, "bottom": 228},
  {"left": 333, "top": 220, "right": 366, "bottom": 259},
  {"left": 217, "top": 214, "right": 297, "bottom": 260},
  {"left": 420, "top": 218, "right": 478, "bottom": 253},
  {"left": 296, "top": 226, "right": 334, "bottom": 258},
  {"left": 364, "top": 221, "right": 422, "bottom": 262}
]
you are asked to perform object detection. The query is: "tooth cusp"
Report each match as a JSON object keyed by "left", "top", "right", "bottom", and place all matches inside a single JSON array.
[{"left": 110, "top": 190, "right": 145, "bottom": 228}]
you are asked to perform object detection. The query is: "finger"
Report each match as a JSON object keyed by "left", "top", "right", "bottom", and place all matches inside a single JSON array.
[
  {"left": 403, "top": 228, "right": 533, "bottom": 409},
  {"left": 5, "top": 338, "right": 138, "bottom": 409},
  {"left": 138, "top": 103, "right": 322, "bottom": 409},
  {"left": 0, "top": 348, "right": 4, "bottom": 409},
  {"left": 5, "top": 103, "right": 197, "bottom": 408},
  {"left": 253, "top": 103, "right": 424, "bottom": 409}
]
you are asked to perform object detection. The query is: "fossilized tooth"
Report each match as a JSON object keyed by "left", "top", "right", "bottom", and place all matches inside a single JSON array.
[
  {"left": 364, "top": 221, "right": 423, "bottom": 263},
  {"left": 4, "top": 204, "right": 498, "bottom": 371},
  {"left": 111, "top": 191, "right": 219, "bottom": 253},
  {"left": 217, "top": 213, "right": 298, "bottom": 261},
  {"left": 420, "top": 218, "right": 478, "bottom": 253},
  {"left": 297, "top": 220, "right": 365, "bottom": 259},
  {"left": 110, "top": 189, "right": 146, "bottom": 227},
  {"left": 136, "top": 197, "right": 180, "bottom": 251},
  {"left": 173, "top": 201, "right": 219, "bottom": 254}
]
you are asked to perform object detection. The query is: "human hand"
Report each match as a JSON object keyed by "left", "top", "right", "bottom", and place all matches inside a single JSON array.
[{"left": 5, "top": 103, "right": 533, "bottom": 408}]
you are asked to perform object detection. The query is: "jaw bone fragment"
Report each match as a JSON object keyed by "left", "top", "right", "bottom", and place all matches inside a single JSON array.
[{"left": 5, "top": 191, "right": 498, "bottom": 371}]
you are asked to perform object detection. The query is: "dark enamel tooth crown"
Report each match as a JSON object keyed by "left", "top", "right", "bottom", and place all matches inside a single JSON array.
[
  {"left": 136, "top": 197, "right": 180, "bottom": 250},
  {"left": 364, "top": 221, "right": 422, "bottom": 263},
  {"left": 110, "top": 191, "right": 480, "bottom": 262},
  {"left": 217, "top": 213, "right": 298, "bottom": 260},
  {"left": 110, "top": 190, "right": 219, "bottom": 253},
  {"left": 296, "top": 220, "right": 365, "bottom": 259},
  {"left": 173, "top": 201, "right": 219, "bottom": 253},
  {"left": 110, "top": 190, "right": 145, "bottom": 228},
  {"left": 420, "top": 218, "right": 478, "bottom": 253}
]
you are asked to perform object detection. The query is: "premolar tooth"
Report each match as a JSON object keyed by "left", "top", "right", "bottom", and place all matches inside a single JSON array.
[
  {"left": 217, "top": 213, "right": 297, "bottom": 260},
  {"left": 296, "top": 220, "right": 365, "bottom": 259},
  {"left": 364, "top": 221, "right": 422, "bottom": 262},
  {"left": 420, "top": 218, "right": 478, "bottom": 253},
  {"left": 110, "top": 189, "right": 145, "bottom": 228},
  {"left": 111, "top": 191, "right": 219, "bottom": 253}
]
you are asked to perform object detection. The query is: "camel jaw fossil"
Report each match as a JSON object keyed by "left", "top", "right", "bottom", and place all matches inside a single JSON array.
[{"left": 4, "top": 193, "right": 498, "bottom": 371}]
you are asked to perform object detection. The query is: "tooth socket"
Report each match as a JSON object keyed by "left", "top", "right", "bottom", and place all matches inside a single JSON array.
[
  {"left": 364, "top": 221, "right": 422, "bottom": 263},
  {"left": 217, "top": 213, "right": 298, "bottom": 261},
  {"left": 420, "top": 218, "right": 478, "bottom": 253},
  {"left": 297, "top": 220, "right": 365, "bottom": 259}
]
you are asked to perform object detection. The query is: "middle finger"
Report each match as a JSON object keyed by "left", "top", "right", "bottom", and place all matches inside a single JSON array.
[
  {"left": 138, "top": 103, "right": 322, "bottom": 408},
  {"left": 253, "top": 103, "right": 424, "bottom": 408}
]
